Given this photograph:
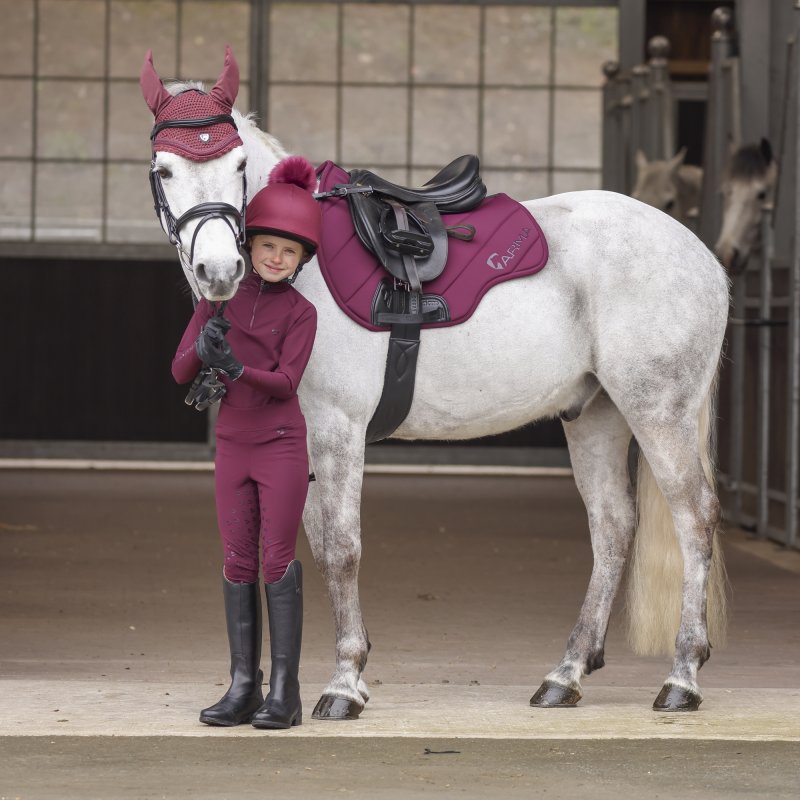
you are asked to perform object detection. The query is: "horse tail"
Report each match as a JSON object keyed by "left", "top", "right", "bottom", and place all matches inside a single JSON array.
[{"left": 626, "top": 372, "right": 729, "bottom": 656}]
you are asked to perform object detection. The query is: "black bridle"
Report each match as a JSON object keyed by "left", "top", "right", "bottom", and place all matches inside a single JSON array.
[{"left": 148, "top": 113, "right": 247, "bottom": 266}]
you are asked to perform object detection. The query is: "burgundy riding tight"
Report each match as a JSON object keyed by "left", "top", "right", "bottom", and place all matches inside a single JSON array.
[{"left": 214, "top": 411, "right": 309, "bottom": 584}]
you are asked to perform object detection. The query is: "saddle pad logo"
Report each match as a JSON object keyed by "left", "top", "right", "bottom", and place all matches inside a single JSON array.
[
  {"left": 198, "top": 132, "right": 211, "bottom": 142},
  {"left": 486, "top": 227, "right": 532, "bottom": 270}
]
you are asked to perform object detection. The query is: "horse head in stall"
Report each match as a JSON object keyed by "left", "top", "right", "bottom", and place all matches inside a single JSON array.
[
  {"left": 140, "top": 46, "right": 249, "bottom": 301},
  {"left": 631, "top": 148, "right": 703, "bottom": 226},
  {"left": 715, "top": 138, "right": 778, "bottom": 275}
]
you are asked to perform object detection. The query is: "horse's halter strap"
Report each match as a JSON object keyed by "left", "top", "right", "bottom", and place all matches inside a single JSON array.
[{"left": 148, "top": 114, "right": 247, "bottom": 266}]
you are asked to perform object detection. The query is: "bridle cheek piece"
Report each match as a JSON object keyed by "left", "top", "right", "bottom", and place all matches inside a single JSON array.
[{"left": 148, "top": 114, "right": 248, "bottom": 268}]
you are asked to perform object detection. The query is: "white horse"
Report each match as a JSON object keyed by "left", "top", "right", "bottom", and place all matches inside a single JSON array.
[
  {"left": 714, "top": 139, "right": 778, "bottom": 274},
  {"left": 631, "top": 148, "right": 703, "bottom": 226},
  {"left": 149, "top": 80, "right": 729, "bottom": 716}
]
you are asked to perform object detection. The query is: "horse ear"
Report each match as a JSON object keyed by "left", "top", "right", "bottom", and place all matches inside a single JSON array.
[
  {"left": 668, "top": 147, "right": 687, "bottom": 172},
  {"left": 760, "top": 138, "right": 773, "bottom": 164},
  {"left": 139, "top": 49, "right": 172, "bottom": 117},
  {"left": 209, "top": 45, "right": 239, "bottom": 109}
]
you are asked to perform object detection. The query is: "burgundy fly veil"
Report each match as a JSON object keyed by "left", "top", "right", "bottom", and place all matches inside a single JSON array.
[{"left": 140, "top": 45, "right": 243, "bottom": 161}]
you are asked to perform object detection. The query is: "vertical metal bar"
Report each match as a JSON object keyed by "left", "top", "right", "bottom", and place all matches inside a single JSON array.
[
  {"left": 31, "top": 0, "right": 39, "bottom": 241},
  {"left": 248, "top": 0, "right": 268, "bottom": 125},
  {"left": 477, "top": 4, "right": 485, "bottom": 170},
  {"left": 730, "top": 274, "right": 746, "bottom": 524},
  {"left": 601, "top": 61, "right": 621, "bottom": 191},
  {"left": 101, "top": 0, "right": 110, "bottom": 244},
  {"left": 335, "top": 2, "right": 343, "bottom": 165},
  {"left": 406, "top": 2, "right": 415, "bottom": 185},
  {"left": 787, "top": 2, "right": 800, "bottom": 549},
  {"left": 619, "top": 76, "right": 633, "bottom": 194},
  {"left": 699, "top": 7, "right": 735, "bottom": 249},
  {"left": 647, "top": 35, "right": 672, "bottom": 160},
  {"left": 757, "top": 204, "right": 775, "bottom": 538},
  {"left": 547, "top": 6, "right": 557, "bottom": 197},
  {"left": 617, "top": 0, "right": 646, "bottom": 71},
  {"left": 630, "top": 64, "right": 649, "bottom": 159}
]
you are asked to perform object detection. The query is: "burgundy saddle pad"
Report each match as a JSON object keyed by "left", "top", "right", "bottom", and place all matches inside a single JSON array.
[{"left": 315, "top": 161, "right": 549, "bottom": 331}]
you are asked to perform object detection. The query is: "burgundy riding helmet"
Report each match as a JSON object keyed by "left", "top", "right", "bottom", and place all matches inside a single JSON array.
[{"left": 246, "top": 157, "right": 322, "bottom": 257}]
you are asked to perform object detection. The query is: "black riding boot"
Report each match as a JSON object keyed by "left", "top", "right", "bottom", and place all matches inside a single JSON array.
[
  {"left": 199, "top": 577, "right": 264, "bottom": 726},
  {"left": 251, "top": 560, "right": 303, "bottom": 729}
]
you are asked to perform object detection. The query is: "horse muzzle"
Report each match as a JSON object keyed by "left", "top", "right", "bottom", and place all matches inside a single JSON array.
[{"left": 193, "top": 257, "right": 245, "bottom": 301}]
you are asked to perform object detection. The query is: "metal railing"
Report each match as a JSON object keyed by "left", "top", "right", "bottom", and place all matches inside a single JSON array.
[
  {"left": 601, "top": 4, "right": 800, "bottom": 551},
  {"left": 601, "top": 35, "right": 676, "bottom": 195},
  {"left": 700, "top": 6, "right": 798, "bottom": 551}
]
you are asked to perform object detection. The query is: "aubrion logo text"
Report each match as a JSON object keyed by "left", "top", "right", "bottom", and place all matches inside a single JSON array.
[{"left": 486, "top": 227, "right": 532, "bottom": 270}]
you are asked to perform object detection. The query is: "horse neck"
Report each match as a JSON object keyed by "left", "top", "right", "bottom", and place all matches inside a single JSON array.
[{"left": 235, "top": 110, "right": 287, "bottom": 194}]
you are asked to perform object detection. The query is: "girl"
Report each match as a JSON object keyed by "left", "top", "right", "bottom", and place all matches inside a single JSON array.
[{"left": 171, "top": 156, "right": 321, "bottom": 729}]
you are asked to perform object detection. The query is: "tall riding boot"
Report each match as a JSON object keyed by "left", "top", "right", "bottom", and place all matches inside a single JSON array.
[
  {"left": 251, "top": 560, "right": 303, "bottom": 729},
  {"left": 199, "top": 577, "right": 264, "bottom": 726}
]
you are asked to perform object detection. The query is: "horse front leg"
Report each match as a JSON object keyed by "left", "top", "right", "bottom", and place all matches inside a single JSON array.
[
  {"left": 531, "top": 392, "right": 636, "bottom": 707},
  {"left": 303, "top": 413, "right": 371, "bottom": 720}
]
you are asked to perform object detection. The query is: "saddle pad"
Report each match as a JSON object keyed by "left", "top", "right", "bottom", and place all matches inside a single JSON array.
[{"left": 315, "top": 161, "right": 549, "bottom": 331}]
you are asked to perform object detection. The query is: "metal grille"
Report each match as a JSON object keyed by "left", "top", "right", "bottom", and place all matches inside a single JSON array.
[
  {"left": 0, "top": 0, "right": 251, "bottom": 257},
  {"left": 260, "top": 0, "right": 617, "bottom": 201},
  {"left": 0, "top": 0, "right": 616, "bottom": 257}
]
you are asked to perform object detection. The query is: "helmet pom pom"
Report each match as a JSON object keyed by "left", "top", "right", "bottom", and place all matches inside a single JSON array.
[{"left": 268, "top": 156, "right": 317, "bottom": 193}]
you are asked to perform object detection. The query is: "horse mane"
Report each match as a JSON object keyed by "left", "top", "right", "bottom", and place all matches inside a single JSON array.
[
  {"left": 234, "top": 111, "right": 287, "bottom": 162},
  {"left": 728, "top": 143, "right": 771, "bottom": 179},
  {"left": 165, "top": 80, "right": 206, "bottom": 95}
]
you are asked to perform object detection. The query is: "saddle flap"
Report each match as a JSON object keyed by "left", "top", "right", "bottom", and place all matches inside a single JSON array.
[{"left": 347, "top": 192, "right": 448, "bottom": 287}]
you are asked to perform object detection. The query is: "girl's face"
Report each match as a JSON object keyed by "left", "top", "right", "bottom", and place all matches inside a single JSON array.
[{"left": 250, "top": 234, "right": 304, "bottom": 283}]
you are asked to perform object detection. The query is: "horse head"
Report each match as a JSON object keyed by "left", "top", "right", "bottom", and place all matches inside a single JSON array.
[
  {"left": 141, "top": 46, "right": 247, "bottom": 301},
  {"left": 715, "top": 138, "right": 778, "bottom": 275},
  {"left": 631, "top": 148, "right": 698, "bottom": 220}
]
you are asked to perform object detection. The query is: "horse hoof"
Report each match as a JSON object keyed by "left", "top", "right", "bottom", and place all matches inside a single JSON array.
[
  {"left": 312, "top": 694, "right": 363, "bottom": 720},
  {"left": 653, "top": 683, "right": 702, "bottom": 712},
  {"left": 529, "top": 680, "right": 582, "bottom": 708}
]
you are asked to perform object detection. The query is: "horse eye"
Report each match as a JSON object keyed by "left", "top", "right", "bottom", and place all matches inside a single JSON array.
[
  {"left": 757, "top": 190, "right": 767, "bottom": 201},
  {"left": 237, "top": 159, "right": 247, "bottom": 173},
  {"left": 156, "top": 165, "right": 172, "bottom": 179}
]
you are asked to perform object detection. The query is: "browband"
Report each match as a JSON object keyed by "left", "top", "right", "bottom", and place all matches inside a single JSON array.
[{"left": 150, "top": 114, "right": 237, "bottom": 141}]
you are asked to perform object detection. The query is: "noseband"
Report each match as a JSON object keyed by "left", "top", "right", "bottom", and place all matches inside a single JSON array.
[{"left": 148, "top": 114, "right": 247, "bottom": 267}]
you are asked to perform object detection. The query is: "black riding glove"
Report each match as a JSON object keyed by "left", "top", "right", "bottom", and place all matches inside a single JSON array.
[
  {"left": 185, "top": 367, "right": 227, "bottom": 410},
  {"left": 195, "top": 318, "right": 244, "bottom": 380}
]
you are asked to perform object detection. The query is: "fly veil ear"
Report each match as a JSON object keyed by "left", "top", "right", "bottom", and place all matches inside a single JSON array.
[
  {"left": 209, "top": 45, "right": 240, "bottom": 109},
  {"left": 140, "top": 49, "right": 172, "bottom": 117},
  {"left": 140, "top": 45, "right": 239, "bottom": 115}
]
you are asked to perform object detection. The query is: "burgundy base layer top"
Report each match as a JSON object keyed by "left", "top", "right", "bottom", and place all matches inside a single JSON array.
[{"left": 172, "top": 271, "right": 317, "bottom": 430}]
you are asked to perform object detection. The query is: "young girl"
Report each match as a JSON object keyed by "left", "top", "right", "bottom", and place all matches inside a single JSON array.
[{"left": 171, "top": 156, "right": 321, "bottom": 729}]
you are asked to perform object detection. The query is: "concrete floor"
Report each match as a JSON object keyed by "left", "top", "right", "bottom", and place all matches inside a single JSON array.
[{"left": 0, "top": 469, "right": 798, "bottom": 798}]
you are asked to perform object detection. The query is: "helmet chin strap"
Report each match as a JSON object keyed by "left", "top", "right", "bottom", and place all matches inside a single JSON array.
[{"left": 284, "top": 264, "right": 303, "bottom": 285}]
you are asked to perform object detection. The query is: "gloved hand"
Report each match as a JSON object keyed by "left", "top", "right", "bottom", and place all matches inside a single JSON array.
[
  {"left": 184, "top": 367, "right": 227, "bottom": 410},
  {"left": 202, "top": 315, "right": 232, "bottom": 341},
  {"left": 195, "top": 318, "right": 243, "bottom": 380}
]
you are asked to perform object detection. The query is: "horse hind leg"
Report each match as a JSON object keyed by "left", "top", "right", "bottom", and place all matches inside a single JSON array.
[
  {"left": 628, "top": 409, "right": 725, "bottom": 712},
  {"left": 531, "top": 390, "right": 635, "bottom": 708}
]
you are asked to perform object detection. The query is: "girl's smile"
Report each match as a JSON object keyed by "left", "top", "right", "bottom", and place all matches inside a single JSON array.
[{"left": 250, "top": 234, "right": 304, "bottom": 283}]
